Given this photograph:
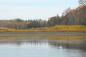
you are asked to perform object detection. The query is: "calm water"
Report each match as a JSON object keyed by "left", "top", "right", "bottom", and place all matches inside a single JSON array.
[{"left": 0, "top": 40, "right": 86, "bottom": 57}]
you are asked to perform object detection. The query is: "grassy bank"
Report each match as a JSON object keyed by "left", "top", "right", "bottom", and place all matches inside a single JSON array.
[
  {"left": 48, "top": 36, "right": 86, "bottom": 40},
  {"left": 48, "top": 25, "right": 86, "bottom": 32},
  {"left": 0, "top": 25, "right": 86, "bottom": 32}
]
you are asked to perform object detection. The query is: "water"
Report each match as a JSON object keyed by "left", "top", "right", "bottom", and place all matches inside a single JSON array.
[
  {"left": 0, "top": 40, "right": 86, "bottom": 57},
  {"left": 0, "top": 32, "right": 86, "bottom": 57}
]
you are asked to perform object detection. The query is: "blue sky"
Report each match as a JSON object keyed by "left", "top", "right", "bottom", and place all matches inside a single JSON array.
[{"left": 0, "top": 0, "right": 79, "bottom": 20}]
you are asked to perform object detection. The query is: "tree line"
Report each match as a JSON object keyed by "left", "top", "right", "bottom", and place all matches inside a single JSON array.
[
  {"left": 0, "top": 5, "right": 86, "bottom": 29},
  {"left": 26, "top": 5, "right": 86, "bottom": 29}
]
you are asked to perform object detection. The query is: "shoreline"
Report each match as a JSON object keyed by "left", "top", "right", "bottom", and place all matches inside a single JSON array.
[
  {"left": 0, "top": 29, "right": 86, "bottom": 32},
  {"left": 0, "top": 32, "right": 85, "bottom": 42}
]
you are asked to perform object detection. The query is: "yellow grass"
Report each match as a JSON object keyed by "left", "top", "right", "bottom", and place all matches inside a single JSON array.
[
  {"left": 0, "top": 25, "right": 86, "bottom": 32},
  {"left": 48, "top": 36, "right": 86, "bottom": 40},
  {"left": 47, "top": 25, "right": 86, "bottom": 32}
]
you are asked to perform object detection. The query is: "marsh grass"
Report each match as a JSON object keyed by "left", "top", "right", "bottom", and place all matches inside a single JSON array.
[
  {"left": 0, "top": 25, "right": 86, "bottom": 32},
  {"left": 48, "top": 36, "right": 86, "bottom": 40}
]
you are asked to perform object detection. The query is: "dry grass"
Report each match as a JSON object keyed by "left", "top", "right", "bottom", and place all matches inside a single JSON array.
[
  {"left": 47, "top": 25, "right": 86, "bottom": 32},
  {"left": 0, "top": 25, "right": 86, "bottom": 32},
  {"left": 48, "top": 36, "right": 86, "bottom": 40}
]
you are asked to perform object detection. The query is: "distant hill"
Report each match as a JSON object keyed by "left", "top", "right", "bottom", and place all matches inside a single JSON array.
[{"left": 0, "top": 20, "right": 30, "bottom": 29}]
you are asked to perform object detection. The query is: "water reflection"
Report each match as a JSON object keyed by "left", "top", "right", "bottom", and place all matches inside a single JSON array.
[
  {"left": 0, "top": 40, "right": 86, "bottom": 50},
  {"left": 0, "top": 40, "right": 86, "bottom": 57},
  {"left": 48, "top": 40, "right": 86, "bottom": 50}
]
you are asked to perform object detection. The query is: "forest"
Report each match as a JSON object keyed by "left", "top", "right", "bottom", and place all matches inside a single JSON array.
[{"left": 0, "top": 5, "right": 86, "bottom": 30}]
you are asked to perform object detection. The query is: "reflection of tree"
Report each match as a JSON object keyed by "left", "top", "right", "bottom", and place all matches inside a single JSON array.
[
  {"left": 48, "top": 41, "right": 59, "bottom": 48},
  {"left": 16, "top": 41, "right": 22, "bottom": 46},
  {"left": 80, "top": 35, "right": 86, "bottom": 50},
  {"left": 48, "top": 40, "right": 86, "bottom": 50}
]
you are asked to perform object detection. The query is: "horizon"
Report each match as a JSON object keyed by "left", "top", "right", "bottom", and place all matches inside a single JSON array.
[{"left": 0, "top": 0, "right": 79, "bottom": 20}]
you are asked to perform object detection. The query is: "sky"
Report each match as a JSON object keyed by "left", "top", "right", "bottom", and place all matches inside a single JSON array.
[{"left": 0, "top": 0, "right": 79, "bottom": 20}]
